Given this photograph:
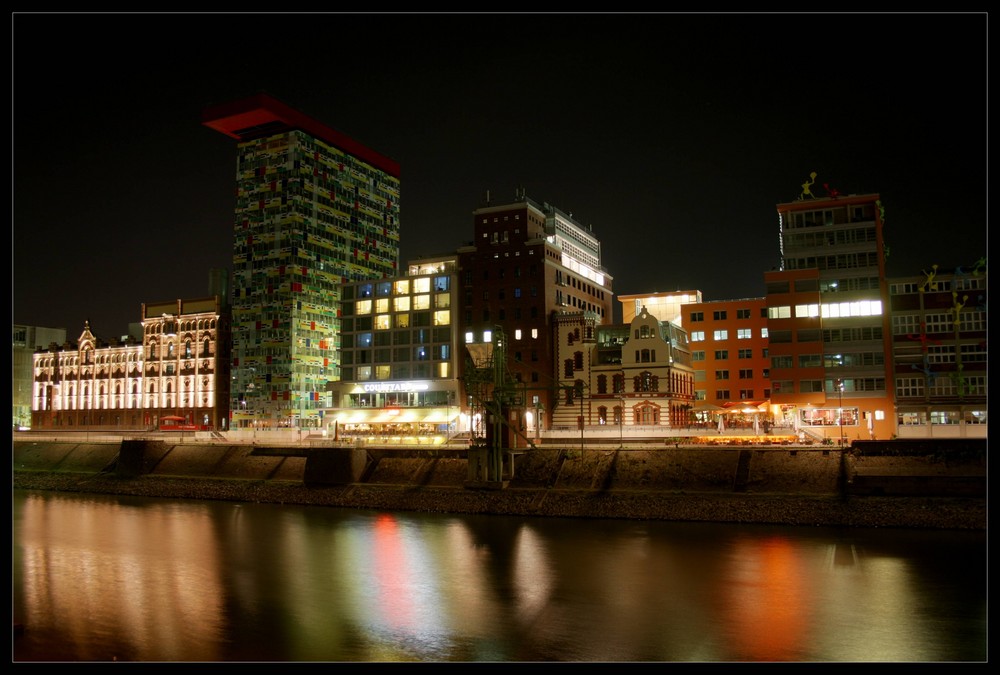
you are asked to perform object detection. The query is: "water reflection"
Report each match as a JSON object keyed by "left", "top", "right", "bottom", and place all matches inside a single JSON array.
[{"left": 13, "top": 491, "right": 987, "bottom": 662}]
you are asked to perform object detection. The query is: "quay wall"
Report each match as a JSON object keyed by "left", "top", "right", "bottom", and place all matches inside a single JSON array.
[{"left": 12, "top": 440, "right": 986, "bottom": 530}]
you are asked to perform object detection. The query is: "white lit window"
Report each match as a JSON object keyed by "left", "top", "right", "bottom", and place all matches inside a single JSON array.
[
  {"left": 531, "top": 328, "right": 538, "bottom": 339},
  {"left": 515, "top": 329, "right": 522, "bottom": 340},
  {"left": 737, "top": 328, "right": 752, "bottom": 340},
  {"left": 713, "top": 330, "right": 728, "bottom": 341},
  {"left": 465, "top": 332, "right": 474, "bottom": 343},
  {"left": 690, "top": 331, "right": 705, "bottom": 342}
]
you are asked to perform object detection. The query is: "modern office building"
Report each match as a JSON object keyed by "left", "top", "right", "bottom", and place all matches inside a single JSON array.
[
  {"left": 619, "top": 290, "right": 702, "bottom": 326},
  {"left": 12, "top": 324, "right": 66, "bottom": 429},
  {"left": 680, "top": 297, "right": 771, "bottom": 421},
  {"left": 326, "top": 255, "right": 464, "bottom": 441},
  {"left": 457, "top": 190, "right": 615, "bottom": 430},
  {"left": 767, "top": 187, "right": 895, "bottom": 443},
  {"left": 888, "top": 261, "right": 988, "bottom": 438},
  {"left": 30, "top": 297, "right": 230, "bottom": 431},
  {"left": 203, "top": 94, "right": 401, "bottom": 429}
]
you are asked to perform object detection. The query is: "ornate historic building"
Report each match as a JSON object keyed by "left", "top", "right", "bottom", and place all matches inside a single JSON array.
[{"left": 31, "top": 297, "right": 230, "bottom": 431}]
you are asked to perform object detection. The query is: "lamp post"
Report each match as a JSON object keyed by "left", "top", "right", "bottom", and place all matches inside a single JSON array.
[
  {"left": 619, "top": 396, "right": 624, "bottom": 449},
  {"left": 837, "top": 378, "right": 845, "bottom": 447}
]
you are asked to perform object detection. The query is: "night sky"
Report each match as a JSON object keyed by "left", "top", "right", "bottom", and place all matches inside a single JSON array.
[{"left": 12, "top": 12, "right": 988, "bottom": 340}]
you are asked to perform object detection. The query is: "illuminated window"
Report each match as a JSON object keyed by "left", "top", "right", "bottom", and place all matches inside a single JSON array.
[
  {"left": 413, "top": 295, "right": 430, "bottom": 310},
  {"left": 357, "top": 366, "right": 371, "bottom": 381},
  {"left": 531, "top": 328, "right": 538, "bottom": 339},
  {"left": 436, "top": 362, "right": 450, "bottom": 378},
  {"left": 465, "top": 332, "right": 475, "bottom": 343},
  {"left": 376, "top": 298, "right": 389, "bottom": 313},
  {"left": 375, "top": 365, "right": 391, "bottom": 379},
  {"left": 413, "top": 277, "right": 430, "bottom": 293},
  {"left": 713, "top": 330, "right": 728, "bottom": 341},
  {"left": 737, "top": 328, "right": 752, "bottom": 340},
  {"left": 433, "top": 310, "right": 450, "bottom": 326},
  {"left": 394, "top": 296, "right": 410, "bottom": 312},
  {"left": 356, "top": 299, "right": 372, "bottom": 315},
  {"left": 515, "top": 329, "right": 522, "bottom": 339},
  {"left": 375, "top": 314, "right": 391, "bottom": 330},
  {"left": 690, "top": 331, "right": 705, "bottom": 342},
  {"left": 395, "top": 314, "right": 410, "bottom": 328},
  {"left": 393, "top": 280, "right": 410, "bottom": 295}
]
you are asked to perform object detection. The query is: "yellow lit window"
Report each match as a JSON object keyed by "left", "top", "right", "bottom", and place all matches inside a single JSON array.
[
  {"left": 396, "top": 314, "right": 410, "bottom": 328},
  {"left": 437, "top": 362, "right": 450, "bottom": 378},
  {"left": 394, "top": 280, "right": 410, "bottom": 295},
  {"left": 375, "top": 314, "right": 391, "bottom": 330},
  {"left": 433, "top": 310, "right": 451, "bottom": 326},
  {"left": 376, "top": 298, "right": 389, "bottom": 313},
  {"left": 413, "top": 277, "right": 430, "bottom": 293},
  {"left": 356, "top": 299, "right": 372, "bottom": 315},
  {"left": 435, "top": 293, "right": 450, "bottom": 308},
  {"left": 413, "top": 294, "right": 430, "bottom": 310},
  {"left": 394, "top": 296, "right": 410, "bottom": 312}
]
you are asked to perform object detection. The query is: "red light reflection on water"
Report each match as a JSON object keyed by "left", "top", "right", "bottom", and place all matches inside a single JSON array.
[
  {"left": 721, "top": 535, "right": 812, "bottom": 661},
  {"left": 372, "top": 513, "right": 417, "bottom": 631}
]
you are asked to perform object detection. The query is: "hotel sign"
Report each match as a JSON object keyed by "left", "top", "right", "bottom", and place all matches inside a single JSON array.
[{"left": 361, "top": 381, "right": 429, "bottom": 393}]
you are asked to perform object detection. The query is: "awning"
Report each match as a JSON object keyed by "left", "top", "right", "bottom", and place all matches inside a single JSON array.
[
  {"left": 327, "top": 408, "right": 456, "bottom": 425},
  {"left": 693, "top": 402, "right": 725, "bottom": 412},
  {"left": 422, "top": 410, "right": 460, "bottom": 424}
]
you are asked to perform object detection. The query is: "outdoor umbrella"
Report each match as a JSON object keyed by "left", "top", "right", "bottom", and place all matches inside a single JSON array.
[
  {"left": 753, "top": 416, "right": 760, "bottom": 435},
  {"left": 717, "top": 416, "right": 725, "bottom": 433}
]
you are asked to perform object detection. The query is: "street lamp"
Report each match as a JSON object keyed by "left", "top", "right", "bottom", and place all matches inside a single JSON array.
[
  {"left": 836, "top": 378, "right": 845, "bottom": 447},
  {"left": 619, "top": 396, "right": 625, "bottom": 449}
]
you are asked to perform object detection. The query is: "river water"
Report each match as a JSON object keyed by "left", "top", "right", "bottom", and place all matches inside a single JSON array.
[{"left": 12, "top": 490, "right": 987, "bottom": 663}]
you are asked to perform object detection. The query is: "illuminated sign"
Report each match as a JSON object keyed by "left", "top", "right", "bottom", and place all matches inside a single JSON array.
[{"left": 361, "top": 381, "right": 430, "bottom": 393}]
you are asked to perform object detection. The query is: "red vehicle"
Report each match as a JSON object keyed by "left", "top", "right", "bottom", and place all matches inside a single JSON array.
[{"left": 159, "top": 416, "right": 202, "bottom": 432}]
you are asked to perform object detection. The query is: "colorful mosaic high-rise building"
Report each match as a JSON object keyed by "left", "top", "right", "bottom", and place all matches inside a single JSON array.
[{"left": 203, "top": 94, "right": 401, "bottom": 429}]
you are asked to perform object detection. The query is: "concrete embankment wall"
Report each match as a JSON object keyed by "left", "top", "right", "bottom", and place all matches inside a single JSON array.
[
  {"left": 13, "top": 441, "right": 308, "bottom": 483},
  {"left": 13, "top": 441, "right": 847, "bottom": 495},
  {"left": 13, "top": 440, "right": 985, "bottom": 497}
]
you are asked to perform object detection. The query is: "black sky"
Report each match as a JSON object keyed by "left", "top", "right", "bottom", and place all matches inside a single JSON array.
[{"left": 12, "top": 12, "right": 988, "bottom": 339}]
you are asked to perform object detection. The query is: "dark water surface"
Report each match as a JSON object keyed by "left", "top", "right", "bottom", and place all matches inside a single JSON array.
[{"left": 12, "top": 490, "right": 987, "bottom": 662}]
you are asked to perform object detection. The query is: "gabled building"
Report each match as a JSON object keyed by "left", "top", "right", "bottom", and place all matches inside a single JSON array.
[
  {"left": 551, "top": 306, "right": 695, "bottom": 438},
  {"left": 31, "top": 297, "right": 230, "bottom": 431}
]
